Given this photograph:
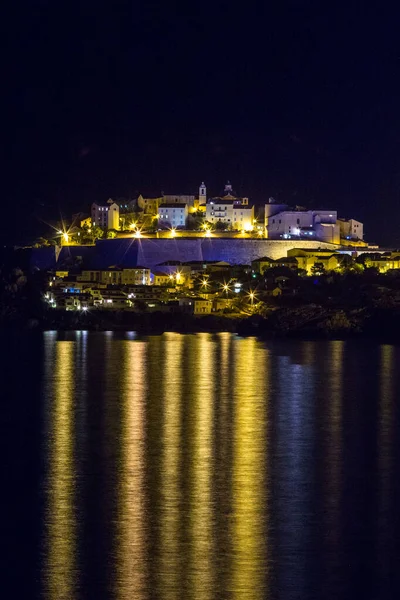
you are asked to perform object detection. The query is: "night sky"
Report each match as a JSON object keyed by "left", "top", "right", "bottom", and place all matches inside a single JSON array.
[{"left": 4, "top": 2, "right": 400, "bottom": 245}]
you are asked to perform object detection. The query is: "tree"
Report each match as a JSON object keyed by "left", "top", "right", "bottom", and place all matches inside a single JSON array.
[
  {"left": 81, "top": 225, "right": 104, "bottom": 244},
  {"left": 311, "top": 262, "right": 326, "bottom": 276},
  {"left": 215, "top": 220, "right": 229, "bottom": 231}
]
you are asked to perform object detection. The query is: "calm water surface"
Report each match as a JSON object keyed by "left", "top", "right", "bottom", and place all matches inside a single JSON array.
[{"left": 1, "top": 332, "right": 400, "bottom": 600}]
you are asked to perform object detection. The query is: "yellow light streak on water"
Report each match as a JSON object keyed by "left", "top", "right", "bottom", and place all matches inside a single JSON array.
[
  {"left": 232, "top": 337, "right": 268, "bottom": 600},
  {"left": 43, "top": 341, "right": 77, "bottom": 600},
  {"left": 159, "top": 332, "right": 184, "bottom": 600},
  {"left": 115, "top": 341, "right": 147, "bottom": 600}
]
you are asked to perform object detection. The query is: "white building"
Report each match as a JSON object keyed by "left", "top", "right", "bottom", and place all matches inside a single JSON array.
[
  {"left": 92, "top": 199, "right": 120, "bottom": 230},
  {"left": 205, "top": 182, "right": 254, "bottom": 230},
  {"left": 266, "top": 207, "right": 340, "bottom": 244},
  {"left": 339, "top": 218, "right": 364, "bottom": 241},
  {"left": 206, "top": 200, "right": 254, "bottom": 230},
  {"left": 158, "top": 203, "right": 189, "bottom": 228}
]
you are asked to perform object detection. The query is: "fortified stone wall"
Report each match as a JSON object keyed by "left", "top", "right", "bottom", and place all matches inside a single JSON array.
[
  {"left": 137, "top": 238, "right": 203, "bottom": 267},
  {"left": 31, "top": 238, "right": 341, "bottom": 269},
  {"left": 92, "top": 238, "right": 339, "bottom": 267},
  {"left": 200, "top": 238, "right": 339, "bottom": 262}
]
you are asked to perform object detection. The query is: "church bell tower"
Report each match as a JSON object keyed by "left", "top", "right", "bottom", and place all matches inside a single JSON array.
[{"left": 199, "top": 182, "right": 207, "bottom": 205}]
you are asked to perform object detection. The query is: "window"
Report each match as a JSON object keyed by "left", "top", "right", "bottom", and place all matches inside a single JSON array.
[
  {"left": 297, "top": 218, "right": 300, "bottom": 224},
  {"left": 279, "top": 220, "right": 281, "bottom": 224}
]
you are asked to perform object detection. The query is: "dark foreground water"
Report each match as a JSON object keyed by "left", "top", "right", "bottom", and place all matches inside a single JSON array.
[{"left": 1, "top": 332, "right": 400, "bottom": 600}]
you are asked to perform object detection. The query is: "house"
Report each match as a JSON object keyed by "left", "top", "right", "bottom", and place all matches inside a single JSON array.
[
  {"left": 152, "top": 272, "right": 173, "bottom": 286},
  {"left": 91, "top": 199, "right": 120, "bottom": 230},
  {"left": 213, "top": 297, "right": 235, "bottom": 311},
  {"left": 100, "top": 289, "right": 131, "bottom": 309},
  {"left": 265, "top": 286, "right": 283, "bottom": 297},
  {"left": 251, "top": 256, "right": 275, "bottom": 274},
  {"left": 273, "top": 256, "right": 299, "bottom": 270},
  {"left": 158, "top": 203, "right": 189, "bottom": 228},
  {"left": 287, "top": 248, "right": 341, "bottom": 274},
  {"left": 179, "top": 297, "right": 212, "bottom": 314},
  {"left": 121, "top": 268, "right": 151, "bottom": 286}
]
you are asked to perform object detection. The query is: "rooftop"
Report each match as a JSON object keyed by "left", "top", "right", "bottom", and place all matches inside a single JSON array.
[
  {"left": 159, "top": 203, "right": 188, "bottom": 208},
  {"left": 92, "top": 199, "right": 116, "bottom": 207}
]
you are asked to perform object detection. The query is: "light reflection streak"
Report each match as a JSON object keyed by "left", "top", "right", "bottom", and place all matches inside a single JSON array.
[
  {"left": 159, "top": 333, "right": 183, "bottom": 599},
  {"left": 189, "top": 334, "right": 215, "bottom": 600},
  {"left": 232, "top": 337, "right": 268, "bottom": 600},
  {"left": 116, "top": 341, "right": 147, "bottom": 600},
  {"left": 43, "top": 342, "right": 77, "bottom": 600}
]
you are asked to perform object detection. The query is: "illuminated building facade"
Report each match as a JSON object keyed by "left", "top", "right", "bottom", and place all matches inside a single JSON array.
[
  {"left": 158, "top": 203, "right": 189, "bottom": 228},
  {"left": 91, "top": 199, "right": 120, "bottom": 230},
  {"left": 206, "top": 181, "right": 255, "bottom": 230}
]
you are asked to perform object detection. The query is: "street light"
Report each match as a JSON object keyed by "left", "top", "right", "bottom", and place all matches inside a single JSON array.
[{"left": 248, "top": 291, "right": 255, "bottom": 305}]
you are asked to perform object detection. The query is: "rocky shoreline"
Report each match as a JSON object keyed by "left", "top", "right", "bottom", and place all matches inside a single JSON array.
[{"left": 3, "top": 305, "right": 399, "bottom": 344}]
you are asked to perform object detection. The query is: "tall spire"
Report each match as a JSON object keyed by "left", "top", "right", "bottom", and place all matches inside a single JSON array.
[{"left": 199, "top": 181, "right": 207, "bottom": 204}]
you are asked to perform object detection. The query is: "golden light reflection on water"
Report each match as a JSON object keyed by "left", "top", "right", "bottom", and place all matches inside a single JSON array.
[
  {"left": 116, "top": 341, "right": 147, "bottom": 600},
  {"left": 189, "top": 333, "right": 215, "bottom": 600},
  {"left": 44, "top": 341, "right": 77, "bottom": 600},
  {"left": 159, "top": 333, "right": 183, "bottom": 599},
  {"left": 232, "top": 337, "right": 268, "bottom": 600}
]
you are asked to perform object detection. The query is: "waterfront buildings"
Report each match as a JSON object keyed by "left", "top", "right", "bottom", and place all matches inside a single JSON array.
[
  {"left": 77, "top": 268, "right": 151, "bottom": 286},
  {"left": 179, "top": 297, "right": 212, "bottom": 314}
]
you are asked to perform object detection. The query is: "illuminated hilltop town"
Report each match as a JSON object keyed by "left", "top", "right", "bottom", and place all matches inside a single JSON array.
[
  {"left": 32, "top": 181, "right": 400, "bottom": 314},
  {"left": 80, "top": 181, "right": 364, "bottom": 246}
]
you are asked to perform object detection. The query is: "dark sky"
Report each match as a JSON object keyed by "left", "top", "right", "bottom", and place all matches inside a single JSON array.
[{"left": 4, "top": 1, "right": 400, "bottom": 245}]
